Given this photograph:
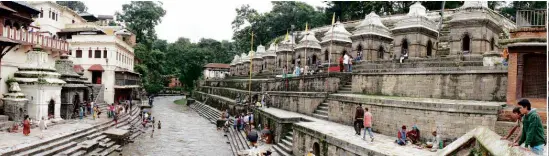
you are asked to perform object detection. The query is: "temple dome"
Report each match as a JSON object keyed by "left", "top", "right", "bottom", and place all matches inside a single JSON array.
[
  {"left": 230, "top": 55, "right": 240, "bottom": 65},
  {"left": 254, "top": 45, "right": 265, "bottom": 59},
  {"left": 276, "top": 34, "right": 295, "bottom": 53},
  {"left": 263, "top": 42, "right": 277, "bottom": 57},
  {"left": 296, "top": 31, "right": 321, "bottom": 49},
  {"left": 459, "top": 1, "right": 488, "bottom": 9},
  {"left": 392, "top": 2, "right": 437, "bottom": 33},
  {"left": 352, "top": 12, "right": 392, "bottom": 39},
  {"left": 249, "top": 50, "right": 262, "bottom": 59},
  {"left": 241, "top": 52, "right": 250, "bottom": 63},
  {"left": 321, "top": 21, "right": 352, "bottom": 44}
]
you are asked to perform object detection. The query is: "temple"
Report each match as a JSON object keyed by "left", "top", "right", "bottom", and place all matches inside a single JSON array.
[
  {"left": 194, "top": 2, "right": 545, "bottom": 155},
  {"left": 0, "top": 1, "right": 140, "bottom": 128}
]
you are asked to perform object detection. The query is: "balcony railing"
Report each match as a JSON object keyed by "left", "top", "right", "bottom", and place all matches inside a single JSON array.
[
  {"left": 516, "top": 10, "right": 546, "bottom": 28},
  {"left": 115, "top": 79, "right": 139, "bottom": 86},
  {"left": 1, "top": 25, "right": 69, "bottom": 52}
]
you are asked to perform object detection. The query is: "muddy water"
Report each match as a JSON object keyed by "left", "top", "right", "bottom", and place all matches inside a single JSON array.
[{"left": 120, "top": 96, "right": 232, "bottom": 156}]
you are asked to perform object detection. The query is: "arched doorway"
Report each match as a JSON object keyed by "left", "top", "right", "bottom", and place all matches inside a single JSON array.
[
  {"left": 324, "top": 50, "right": 329, "bottom": 61},
  {"left": 427, "top": 40, "right": 433, "bottom": 57},
  {"left": 48, "top": 99, "right": 55, "bottom": 119},
  {"left": 401, "top": 39, "right": 409, "bottom": 56},
  {"left": 313, "top": 142, "right": 320, "bottom": 156},
  {"left": 72, "top": 94, "right": 80, "bottom": 119},
  {"left": 278, "top": 59, "right": 282, "bottom": 68},
  {"left": 296, "top": 55, "right": 301, "bottom": 67},
  {"left": 490, "top": 37, "right": 495, "bottom": 51},
  {"left": 312, "top": 55, "right": 317, "bottom": 66},
  {"left": 462, "top": 34, "right": 470, "bottom": 53},
  {"left": 357, "top": 44, "right": 363, "bottom": 60},
  {"left": 378, "top": 46, "right": 384, "bottom": 59}
]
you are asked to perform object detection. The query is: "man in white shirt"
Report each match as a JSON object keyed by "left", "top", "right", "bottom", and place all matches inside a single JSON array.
[{"left": 343, "top": 53, "right": 350, "bottom": 72}]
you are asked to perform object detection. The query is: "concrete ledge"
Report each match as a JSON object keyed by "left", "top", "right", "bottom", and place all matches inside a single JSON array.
[
  {"left": 329, "top": 94, "right": 502, "bottom": 115},
  {"left": 438, "top": 126, "right": 535, "bottom": 156}
]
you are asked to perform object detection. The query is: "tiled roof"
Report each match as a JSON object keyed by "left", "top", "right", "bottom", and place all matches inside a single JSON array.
[
  {"left": 204, "top": 63, "right": 230, "bottom": 69},
  {"left": 87, "top": 64, "right": 104, "bottom": 71}
]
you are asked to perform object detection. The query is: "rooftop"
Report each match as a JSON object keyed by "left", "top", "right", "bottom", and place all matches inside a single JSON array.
[{"left": 204, "top": 63, "right": 230, "bottom": 69}]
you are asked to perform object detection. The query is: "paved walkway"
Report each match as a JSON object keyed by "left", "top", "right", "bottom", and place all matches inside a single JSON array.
[
  {"left": 0, "top": 112, "right": 113, "bottom": 153},
  {"left": 258, "top": 107, "right": 435, "bottom": 156}
]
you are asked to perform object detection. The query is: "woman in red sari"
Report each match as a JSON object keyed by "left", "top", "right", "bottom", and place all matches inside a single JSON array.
[{"left": 23, "top": 115, "right": 30, "bottom": 136}]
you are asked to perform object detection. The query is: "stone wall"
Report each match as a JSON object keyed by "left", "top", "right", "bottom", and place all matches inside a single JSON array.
[
  {"left": 326, "top": 94, "right": 501, "bottom": 142},
  {"left": 202, "top": 73, "right": 352, "bottom": 93},
  {"left": 293, "top": 124, "right": 377, "bottom": 156},
  {"left": 192, "top": 91, "right": 247, "bottom": 117},
  {"left": 352, "top": 71, "right": 507, "bottom": 101},
  {"left": 253, "top": 108, "right": 298, "bottom": 145},
  {"left": 267, "top": 91, "right": 326, "bottom": 116}
]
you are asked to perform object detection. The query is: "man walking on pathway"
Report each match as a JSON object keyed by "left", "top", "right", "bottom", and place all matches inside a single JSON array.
[
  {"left": 363, "top": 108, "right": 374, "bottom": 142},
  {"left": 354, "top": 104, "right": 364, "bottom": 135},
  {"left": 515, "top": 99, "right": 546, "bottom": 155}
]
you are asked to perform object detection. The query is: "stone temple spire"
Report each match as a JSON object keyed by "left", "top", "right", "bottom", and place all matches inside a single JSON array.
[
  {"left": 255, "top": 45, "right": 265, "bottom": 58},
  {"left": 392, "top": 2, "right": 437, "bottom": 33},
  {"left": 230, "top": 55, "right": 240, "bottom": 66},
  {"left": 353, "top": 12, "right": 392, "bottom": 39},
  {"left": 241, "top": 52, "right": 250, "bottom": 63},
  {"left": 459, "top": 1, "right": 489, "bottom": 9},
  {"left": 407, "top": 2, "right": 427, "bottom": 17},
  {"left": 296, "top": 31, "right": 321, "bottom": 49},
  {"left": 263, "top": 42, "right": 277, "bottom": 57},
  {"left": 321, "top": 21, "right": 352, "bottom": 44}
]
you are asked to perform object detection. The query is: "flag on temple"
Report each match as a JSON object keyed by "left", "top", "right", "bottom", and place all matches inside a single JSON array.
[
  {"left": 331, "top": 13, "right": 335, "bottom": 25},
  {"left": 284, "top": 30, "right": 289, "bottom": 41}
]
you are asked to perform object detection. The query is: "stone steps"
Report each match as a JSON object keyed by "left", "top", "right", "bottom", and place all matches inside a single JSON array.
[
  {"left": 34, "top": 141, "right": 78, "bottom": 156},
  {"left": 189, "top": 100, "right": 249, "bottom": 156},
  {"left": 6, "top": 106, "right": 139, "bottom": 156},
  {"left": 313, "top": 100, "right": 330, "bottom": 120},
  {"left": 273, "top": 130, "right": 293, "bottom": 156},
  {"left": 70, "top": 150, "right": 86, "bottom": 156}
]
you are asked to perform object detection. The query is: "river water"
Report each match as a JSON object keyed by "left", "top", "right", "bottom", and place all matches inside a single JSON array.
[{"left": 120, "top": 96, "right": 232, "bottom": 156}]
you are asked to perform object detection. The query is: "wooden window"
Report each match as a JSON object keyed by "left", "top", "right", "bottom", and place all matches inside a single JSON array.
[
  {"left": 103, "top": 50, "right": 107, "bottom": 58},
  {"left": 76, "top": 50, "right": 82, "bottom": 58},
  {"left": 69, "top": 50, "right": 72, "bottom": 55},
  {"left": 88, "top": 50, "right": 92, "bottom": 58},
  {"left": 40, "top": 9, "right": 43, "bottom": 18},
  {"left": 94, "top": 50, "right": 101, "bottom": 58},
  {"left": 48, "top": 9, "right": 51, "bottom": 18}
]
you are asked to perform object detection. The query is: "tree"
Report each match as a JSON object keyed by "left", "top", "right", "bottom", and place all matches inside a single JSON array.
[
  {"left": 116, "top": 1, "right": 166, "bottom": 46},
  {"left": 231, "top": 2, "right": 327, "bottom": 53},
  {"left": 57, "top": 1, "right": 88, "bottom": 13}
]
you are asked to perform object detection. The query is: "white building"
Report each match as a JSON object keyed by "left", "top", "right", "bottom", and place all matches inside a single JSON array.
[
  {"left": 203, "top": 63, "right": 230, "bottom": 79},
  {"left": 28, "top": 1, "right": 139, "bottom": 104}
]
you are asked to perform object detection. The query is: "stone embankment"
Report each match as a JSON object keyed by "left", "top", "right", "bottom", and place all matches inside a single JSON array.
[{"left": 0, "top": 104, "right": 142, "bottom": 156}]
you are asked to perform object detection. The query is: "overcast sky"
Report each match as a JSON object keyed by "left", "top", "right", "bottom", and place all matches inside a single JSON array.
[{"left": 84, "top": 1, "right": 327, "bottom": 43}]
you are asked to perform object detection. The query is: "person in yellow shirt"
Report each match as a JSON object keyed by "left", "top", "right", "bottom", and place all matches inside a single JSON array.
[{"left": 306, "top": 148, "right": 315, "bottom": 156}]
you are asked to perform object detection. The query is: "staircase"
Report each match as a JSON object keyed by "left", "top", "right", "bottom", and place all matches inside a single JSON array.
[
  {"left": 189, "top": 100, "right": 252, "bottom": 156},
  {"left": 0, "top": 115, "right": 14, "bottom": 132},
  {"left": 91, "top": 84, "right": 107, "bottom": 112},
  {"left": 3, "top": 106, "right": 141, "bottom": 156},
  {"left": 337, "top": 81, "right": 352, "bottom": 94},
  {"left": 312, "top": 99, "right": 329, "bottom": 120},
  {"left": 273, "top": 130, "right": 294, "bottom": 156}
]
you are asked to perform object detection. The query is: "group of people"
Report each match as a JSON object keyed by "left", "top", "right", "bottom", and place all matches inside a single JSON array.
[
  {"left": 353, "top": 104, "right": 442, "bottom": 152},
  {"left": 78, "top": 101, "right": 101, "bottom": 120},
  {"left": 501, "top": 99, "right": 546, "bottom": 155},
  {"left": 339, "top": 53, "right": 354, "bottom": 72},
  {"left": 20, "top": 115, "right": 48, "bottom": 139}
]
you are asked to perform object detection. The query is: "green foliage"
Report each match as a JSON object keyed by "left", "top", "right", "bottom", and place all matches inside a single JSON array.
[
  {"left": 116, "top": 1, "right": 166, "bottom": 45},
  {"left": 56, "top": 1, "right": 88, "bottom": 13},
  {"left": 499, "top": 2, "right": 547, "bottom": 20},
  {"left": 5, "top": 77, "right": 16, "bottom": 85},
  {"left": 174, "top": 98, "right": 187, "bottom": 105}
]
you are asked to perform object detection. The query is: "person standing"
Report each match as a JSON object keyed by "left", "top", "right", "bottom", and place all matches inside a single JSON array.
[
  {"left": 38, "top": 117, "right": 47, "bottom": 139},
  {"left": 343, "top": 53, "right": 350, "bottom": 72},
  {"left": 363, "top": 108, "right": 374, "bottom": 142},
  {"left": 23, "top": 115, "right": 30, "bottom": 136},
  {"left": 90, "top": 101, "right": 95, "bottom": 119},
  {"left": 354, "top": 104, "right": 364, "bottom": 135},
  {"left": 79, "top": 106, "right": 84, "bottom": 120},
  {"left": 501, "top": 107, "right": 523, "bottom": 144},
  {"left": 339, "top": 56, "right": 344, "bottom": 72},
  {"left": 247, "top": 125, "right": 259, "bottom": 147},
  {"left": 158, "top": 121, "right": 161, "bottom": 129},
  {"left": 516, "top": 99, "right": 546, "bottom": 155},
  {"left": 306, "top": 148, "right": 315, "bottom": 156}
]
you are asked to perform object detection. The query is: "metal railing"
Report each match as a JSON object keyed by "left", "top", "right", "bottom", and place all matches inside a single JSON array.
[{"left": 516, "top": 10, "right": 546, "bottom": 27}]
